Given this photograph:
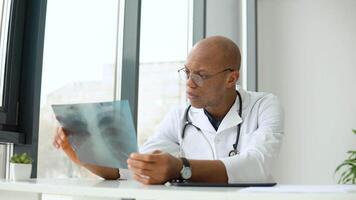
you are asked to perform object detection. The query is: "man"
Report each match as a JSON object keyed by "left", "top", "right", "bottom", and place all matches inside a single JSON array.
[{"left": 53, "top": 36, "right": 283, "bottom": 185}]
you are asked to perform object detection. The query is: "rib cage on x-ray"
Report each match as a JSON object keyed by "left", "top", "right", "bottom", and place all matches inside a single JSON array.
[{"left": 52, "top": 100, "right": 137, "bottom": 169}]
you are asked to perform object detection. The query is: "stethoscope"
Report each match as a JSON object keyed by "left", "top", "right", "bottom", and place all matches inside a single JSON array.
[{"left": 180, "top": 90, "right": 242, "bottom": 158}]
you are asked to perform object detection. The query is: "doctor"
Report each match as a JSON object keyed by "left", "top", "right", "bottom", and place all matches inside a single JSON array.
[{"left": 53, "top": 36, "right": 284, "bottom": 185}]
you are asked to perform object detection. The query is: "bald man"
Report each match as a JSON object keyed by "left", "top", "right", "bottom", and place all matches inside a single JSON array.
[{"left": 54, "top": 36, "right": 284, "bottom": 184}]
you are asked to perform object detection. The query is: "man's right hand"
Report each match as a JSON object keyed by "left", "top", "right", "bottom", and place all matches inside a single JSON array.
[
  {"left": 53, "top": 127, "right": 81, "bottom": 165},
  {"left": 52, "top": 126, "right": 120, "bottom": 180}
]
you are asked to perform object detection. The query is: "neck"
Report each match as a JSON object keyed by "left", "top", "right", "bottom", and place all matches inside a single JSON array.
[{"left": 205, "top": 90, "right": 237, "bottom": 120}]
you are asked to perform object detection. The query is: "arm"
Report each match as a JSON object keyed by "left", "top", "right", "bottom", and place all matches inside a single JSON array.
[
  {"left": 219, "top": 94, "right": 284, "bottom": 183},
  {"left": 127, "top": 151, "right": 228, "bottom": 184},
  {"left": 128, "top": 107, "right": 228, "bottom": 184},
  {"left": 188, "top": 160, "right": 227, "bottom": 183},
  {"left": 53, "top": 127, "right": 120, "bottom": 180},
  {"left": 81, "top": 163, "right": 119, "bottom": 180},
  {"left": 128, "top": 95, "right": 283, "bottom": 184}
]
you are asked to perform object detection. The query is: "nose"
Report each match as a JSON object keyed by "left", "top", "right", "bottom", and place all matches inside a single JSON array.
[{"left": 186, "top": 75, "right": 197, "bottom": 89}]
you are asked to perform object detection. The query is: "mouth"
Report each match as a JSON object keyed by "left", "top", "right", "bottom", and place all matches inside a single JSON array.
[{"left": 186, "top": 92, "right": 199, "bottom": 99}]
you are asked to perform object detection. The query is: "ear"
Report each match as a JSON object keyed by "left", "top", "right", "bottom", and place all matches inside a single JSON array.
[{"left": 226, "top": 71, "right": 239, "bottom": 88}]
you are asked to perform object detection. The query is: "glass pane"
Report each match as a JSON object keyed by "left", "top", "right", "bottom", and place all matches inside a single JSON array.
[
  {"left": 0, "top": 0, "right": 13, "bottom": 106},
  {"left": 137, "top": 0, "right": 191, "bottom": 146},
  {"left": 38, "top": 0, "right": 122, "bottom": 178}
]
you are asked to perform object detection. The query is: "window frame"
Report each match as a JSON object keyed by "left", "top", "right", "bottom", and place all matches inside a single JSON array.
[
  {"left": 0, "top": 0, "right": 25, "bottom": 129},
  {"left": 0, "top": 0, "right": 48, "bottom": 179}
]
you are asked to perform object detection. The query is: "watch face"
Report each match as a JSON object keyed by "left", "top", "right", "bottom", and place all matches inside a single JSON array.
[{"left": 182, "top": 167, "right": 192, "bottom": 179}]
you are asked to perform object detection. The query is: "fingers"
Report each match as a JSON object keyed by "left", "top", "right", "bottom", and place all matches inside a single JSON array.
[
  {"left": 127, "top": 157, "right": 155, "bottom": 178},
  {"left": 127, "top": 156, "right": 159, "bottom": 182},
  {"left": 127, "top": 159, "right": 155, "bottom": 171},
  {"left": 129, "top": 153, "right": 157, "bottom": 162},
  {"left": 54, "top": 133, "right": 65, "bottom": 149},
  {"left": 129, "top": 152, "right": 161, "bottom": 162},
  {"left": 52, "top": 140, "right": 60, "bottom": 149},
  {"left": 133, "top": 173, "right": 151, "bottom": 185},
  {"left": 58, "top": 127, "right": 68, "bottom": 138},
  {"left": 132, "top": 172, "right": 162, "bottom": 185},
  {"left": 53, "top": 127, "right": 59, "bottom": 149},
  {"left": 53, "top": 126, "right": 68, "bottom": 149},
  {"left": 128, "top": 152, "right": 175, "bottom": 185},
  {"left": 128, "top": 165, "right": 152, "bottom": 177}
]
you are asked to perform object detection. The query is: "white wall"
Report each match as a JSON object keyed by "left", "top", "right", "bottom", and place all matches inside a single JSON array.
[
  {"left": 258, "top": 0, "right": 356, "bottom": 184},
  {"left": 206, "top": 0, "right": 245, "bottom": 86},
  {"left": 206, "top": 0, "right": 242, "bottom": 47}
]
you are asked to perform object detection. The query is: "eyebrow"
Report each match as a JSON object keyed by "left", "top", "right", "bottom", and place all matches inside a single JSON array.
[{"left": 184, "top": 65, "right": 208, "bottom": 73}]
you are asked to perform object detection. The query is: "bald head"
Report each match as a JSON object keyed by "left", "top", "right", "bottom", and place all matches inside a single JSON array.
[{"left": 187, "top": 36, "right": 241, "bottom": 71}]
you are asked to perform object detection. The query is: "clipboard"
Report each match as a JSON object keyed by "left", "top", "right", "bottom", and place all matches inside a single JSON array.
[{"left": 167, "top": 179, "right": 277, "bottom": 187}]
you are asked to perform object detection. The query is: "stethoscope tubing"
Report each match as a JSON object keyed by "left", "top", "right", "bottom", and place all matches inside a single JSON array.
[{"left": 180, "top": 90, "right": 243, "bottom": 157}]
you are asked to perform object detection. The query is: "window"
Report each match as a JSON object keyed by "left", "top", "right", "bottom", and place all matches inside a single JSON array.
[
  {"left": 38, "top": 0, "right": 123, "bottom": 178},
  {"left": 0, "top": 0, "right": 12, "bottom": 107},
  {"left": 137, "top": 0, "right": 193, "bottom": 146},
  {"left": 1, "top": 0, "right": 203, "bottom": 182}
]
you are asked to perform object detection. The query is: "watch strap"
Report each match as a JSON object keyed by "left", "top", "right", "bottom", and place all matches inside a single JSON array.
[
  {"left": 179, "top": 157, "right": 192, "bottom": 180},
  {"left": 180, "top": 157, "right": 190, "bottom": 168}
]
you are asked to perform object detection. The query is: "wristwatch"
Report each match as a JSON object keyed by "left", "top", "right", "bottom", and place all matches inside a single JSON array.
[{"left": 179, "top": 157, "right": 192, "bottom": 180}]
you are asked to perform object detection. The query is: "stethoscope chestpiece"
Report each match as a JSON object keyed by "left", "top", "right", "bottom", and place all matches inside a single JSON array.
[{"left": 228, "top": 149, "right": 239, "bottom": 157}]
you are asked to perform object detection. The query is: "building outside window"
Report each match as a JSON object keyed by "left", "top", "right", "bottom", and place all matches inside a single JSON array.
[{"left": 137, "top": 0, "right": 192, "bottom": 146}]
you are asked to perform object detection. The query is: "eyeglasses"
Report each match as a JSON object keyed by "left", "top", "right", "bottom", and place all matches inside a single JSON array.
[{"left": 178, "top": 66, "right": 234, "bottom": 87}]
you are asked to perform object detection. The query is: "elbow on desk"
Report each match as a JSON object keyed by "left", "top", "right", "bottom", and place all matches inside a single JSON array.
[
  {"left": 221, "top": 151, "right": 274, "bottom": 183},
  {"left": 103, "top": 175, "right": 120, "bottom": 180},
  {"left": 83, "top": 163, "right": 120, "bottom": 180}
]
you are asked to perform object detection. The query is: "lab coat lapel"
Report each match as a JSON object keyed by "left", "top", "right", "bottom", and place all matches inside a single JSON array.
[
  {"left": 217, "top": 98, "right": 242, "bottom": 133},
  {"left": 217, "top": 86, "right": 248, "bottom": 133},
  {"left": 189, "top": 107, "right": 216, "bottom": 133}
]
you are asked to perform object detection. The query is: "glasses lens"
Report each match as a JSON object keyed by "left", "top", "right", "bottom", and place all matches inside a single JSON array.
[
  {"left": 178, "top": 68, "right": 203, "bottom": 86},
  {"left": 178, "top": 69, "right": 188, "bottom": 80},
  {"left": 190, "top": 74, "right": 203, "bottom": 86}
]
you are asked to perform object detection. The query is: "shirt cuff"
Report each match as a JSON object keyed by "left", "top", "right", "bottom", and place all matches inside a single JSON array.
[{"left": 118, "top": 168, "right": 132, "bottom": 180}]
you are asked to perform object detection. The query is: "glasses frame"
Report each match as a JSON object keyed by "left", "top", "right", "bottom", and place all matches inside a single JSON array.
[{"left": 178, "top": 66, "right": 235, "bottom": 87}]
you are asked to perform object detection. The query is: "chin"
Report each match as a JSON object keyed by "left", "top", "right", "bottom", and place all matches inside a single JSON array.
[{"left": 189, "top": 99, "right": 205, "bottom": 109}]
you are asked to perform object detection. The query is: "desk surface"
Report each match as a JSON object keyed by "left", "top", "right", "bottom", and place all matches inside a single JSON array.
[{"left": 0, "top": 178, "right": 356, "bottom": 200}]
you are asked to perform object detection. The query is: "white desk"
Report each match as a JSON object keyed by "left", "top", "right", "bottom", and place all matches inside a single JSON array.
[{"left": 0, "top": 178, "right": 355, "bottom": 200}]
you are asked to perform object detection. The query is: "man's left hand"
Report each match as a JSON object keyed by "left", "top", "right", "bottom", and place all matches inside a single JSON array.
[{"left": 127, "top": 150, "right": 183, "bottom": 184}]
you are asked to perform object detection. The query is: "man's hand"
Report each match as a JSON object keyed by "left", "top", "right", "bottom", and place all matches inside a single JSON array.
[
  {"left": 53, "top": 127, "right": 81, "bottom": 165},
  {"left": 127, "top": 150, "right": 183, "bottom": 185},
  {"left": 53, "top": 126, "right": 120, "bottom": 180}
]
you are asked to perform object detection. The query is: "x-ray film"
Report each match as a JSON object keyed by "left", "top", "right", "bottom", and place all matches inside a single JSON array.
[{"left": 52, "top": 100, "right": 138, "bottom": 169}]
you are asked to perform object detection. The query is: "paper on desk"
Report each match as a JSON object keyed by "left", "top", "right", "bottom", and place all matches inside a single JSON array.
[
  {"left": 52, "top": 100, "right": 138, "bottom": 169},
  {"left": 239, "top": 185, "right": 356, "bottom": 193}
]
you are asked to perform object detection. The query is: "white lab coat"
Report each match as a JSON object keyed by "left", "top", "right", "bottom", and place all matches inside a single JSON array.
[{"left": 139, "top": 87, "right": 284, "bottom": 183}]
